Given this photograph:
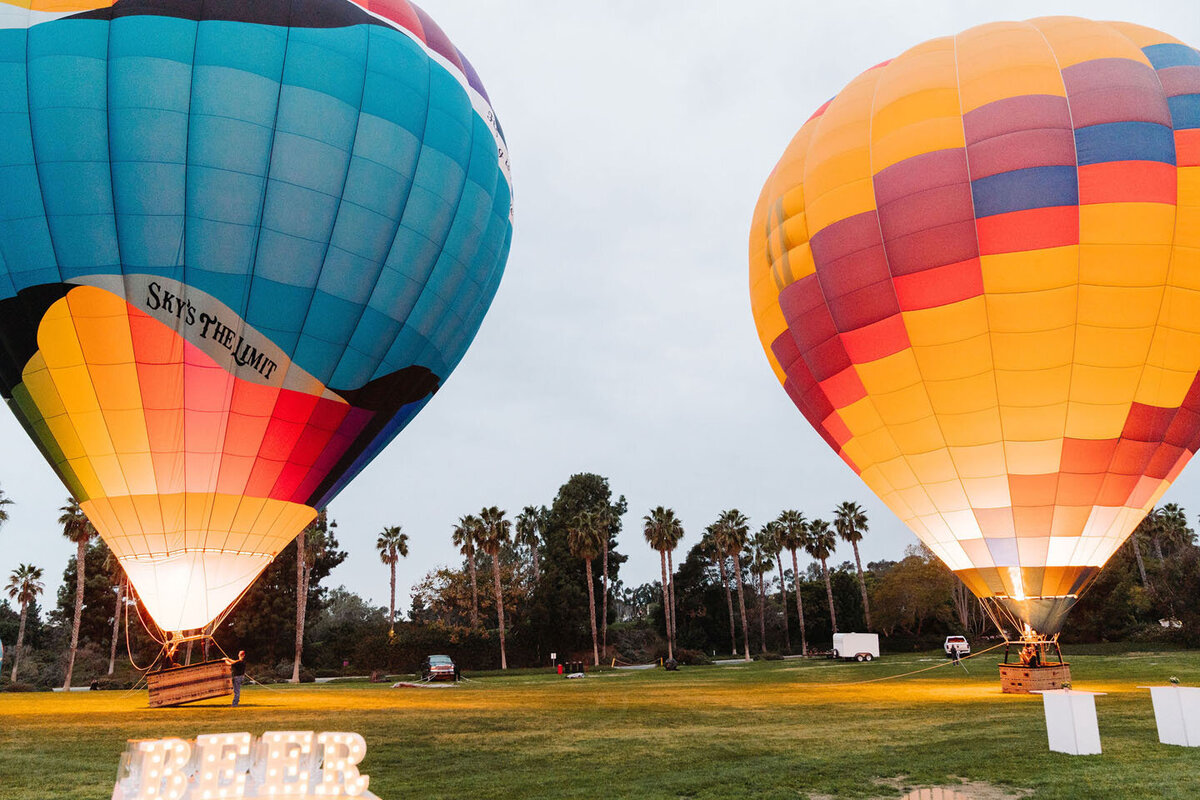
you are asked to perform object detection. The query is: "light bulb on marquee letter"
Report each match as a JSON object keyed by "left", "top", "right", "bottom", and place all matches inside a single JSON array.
[
  {"left": 133, "top": 739, "right": 191, "bottom": 800},
  {"left": 259, "top": 732, "right": 315, "bottom": 796},
  {"left": 194, "top": 733, "right": 252, "bottom": 799},
  {"left": 315, "top": 733, "right": 369, "bottom": 797}
]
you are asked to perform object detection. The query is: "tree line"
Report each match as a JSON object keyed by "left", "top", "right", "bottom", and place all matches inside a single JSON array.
[{"left": 5, "top": 480, "right": 1200, "bottom": 688}]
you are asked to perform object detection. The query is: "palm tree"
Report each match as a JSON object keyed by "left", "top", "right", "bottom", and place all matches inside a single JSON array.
[
  {"left": 776, "top": 510, "right": 808, "bottom": 655},
  {"left": 596, "top": 506, "right": 618, "bottom": 656},
  {"left": 716, "top": 509, "right": 752, "bottom": 662},
  {"left": 569, "top": 510, "right": 605, "bottom": 665},
  {"left": 1156, "top": 503, "right": 1191, "bottom": 558},
  {"left": 477, "top": 506, "right": 512, "bottom": 669},
  {"left": 515, "top": 505, "right": 542, "bottom": 585},
  {"left": 6, "top": 564, "right": 44, "bottom": 682},
  {"left": 805, "top": 518, "right": 839, "bottom": 634},
  {"left": 375, "top": 525, "right": 409, "bottom": 637},
  {"left": 702, "top": 524, "right": 738, "bottom": 656},
  {"left": 663, "top": 517, "right": 682, "bottom": 648},
  {"left": 59, "top": 497, "right": 95, "bottom": 689},
  {"left": 750, "top": 525, "right": 776, "bottom": 654},
  {"left": 293, "top": 511, "right": 334, "bottom": 682},
  {"left": 834, "top": 501, "right": 872, "bottom": 630},
  {"left": 102, "top": 550, "right": 126, "bottom": 676},
  {"left": 643, "top": 506, "right": 684, "bottom": 659},
  {"left": 765, "top": 517, "right": 791, "bottom": 653},
  {"left": 452, "top": 515, "right": 482, "bottom": 627},
  {"left": 0, "top": 485, "right": 12, "bottom": 530},
  {"left": 1129, "top": 513, "right": 1152, "bottom": 589}
]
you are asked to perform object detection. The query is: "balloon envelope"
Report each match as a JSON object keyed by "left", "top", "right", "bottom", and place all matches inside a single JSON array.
[
  {"left": 0, "top": 0, "right": 512, "bottom": 631},
  {"left": 750, "top": 18, "right": 1200, "bottom": 634}
]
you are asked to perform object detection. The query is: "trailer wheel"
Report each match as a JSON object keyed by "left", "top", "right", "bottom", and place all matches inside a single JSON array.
[
  {"left": 864, "top": 654, "right": 873, "bottom": 662},
  {"left": 831, "top": 650, "right": 838, "bottom": 660},
  {"left": 855, "top": 654, "right": 865, "bottom": 662}
]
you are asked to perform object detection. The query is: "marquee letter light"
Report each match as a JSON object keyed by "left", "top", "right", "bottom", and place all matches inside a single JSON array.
[
  {"left": 133, "top": 739, "right": 192, "bottom": 800},
  {"left": 194, "top": 733, "right": 253, "bottom": 799},
  {"left": 315, "top": 733, "right": 369, "bottom": 797},
  {"left": 258, "top": 732, "right": 315, "bottom": 796}
]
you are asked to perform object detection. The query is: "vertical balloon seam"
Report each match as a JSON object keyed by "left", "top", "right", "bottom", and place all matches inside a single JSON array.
[
  {"left": 950, "top": 27, "right": 1020, "bottom": 582},
  {"left": 404, "top": 70, "right": 481, "bottom": 385},
  {"left": 274, "top": 23, "right": 367, "bottom": 388},
  {"left": 170, "top": 17, "right": 248, "bottom": 612},
  {"left": 1049, "top": 18, "right": 1124, "bottom": 584},
  {"left": 812, "top": 55, "right": 949, "bottom": 559},
  {"left": 2, "top": 20, "right": 48, "bottom": 486},
  {"left": 1052, "top": 20, "right": 1182, "bottom": 579},
  {"left": 175, "top": 8, "right": 221, "bottom": 576},
  {"left": 328, "top": 19, "right": 455, "bottom": 396},
  {"left": 450, "top": 146, "right": 513, "bottom": 361},
  {"left": 448, "top": 223, "right": 507, "bottom": 369},
  {"left": 355, "top": 22, "right": 432, "bottom": 384},
  {"left": 222, "top": 7, "right": 297, "bottom": 575},
  {"left": 1026, "top": 19, "right": 1087, "bottom": 589},
  {"left": 422, "top": 190, "right": 504, "bottom": 400},
  {"left": 963, "top": 21, "right": 1048, "bottom": 588},
  {"left": 309, "top": 16, "right": 511, "bottom": 504},
  {"left": 1103, "top": 23, "right": 1191, "bottom": 544},
  {"left": 315, "top": 21, "right": 392, "bottom": 393},
  {"left": 800, "top": 68, "right": 883, "bottom": 479},
  {"left": 154, "top": 13, "right": 222, "bottom": 592},
  {"left": 382, "top": 56, "right": 469, "bottom": 383},
  {"left": 24, "top": 17, "right": 124, "bottom": 561},
  {"left": 1073, "top": 23, "right": 1178, "bottom": 582},
  {"left": 107, "top": 11, "right": 169, "bottom": 587},
  {"left": 302, "top": 25, "right": 499, "bottom": 506},
  {"left": 219, "top": 8, "right": 298, "bottom": 580},
  {"left": 264, "top": 18, "right": 370, "bottom": 515},
  {"left": 860, "top": 40, "right": 969, "bottom": 568},
  {"left": 302, "top": 18, "right": 438, "bottom": 504}
]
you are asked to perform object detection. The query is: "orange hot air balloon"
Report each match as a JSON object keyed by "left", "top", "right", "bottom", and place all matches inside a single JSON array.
[{"left": 750, "top": 18, "right": 1200, "bottom": 636}]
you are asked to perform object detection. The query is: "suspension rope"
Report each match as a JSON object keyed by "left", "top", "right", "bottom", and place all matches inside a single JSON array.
[{"left": 124, "top": 592, "right": 163, "bottom": 673}]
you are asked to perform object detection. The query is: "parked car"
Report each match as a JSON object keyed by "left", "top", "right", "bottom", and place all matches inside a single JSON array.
[
  {"left": 944, "top": 636, "right": 970, "bottom": 658},
  {"left": 421, "top": 654, "right": 458, "bottom": 681}
]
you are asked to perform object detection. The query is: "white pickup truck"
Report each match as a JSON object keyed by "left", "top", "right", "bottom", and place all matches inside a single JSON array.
[
  {"left": 832, "top": 632, "right": 879, "bottom": 661},
  {"left": 944, "top": 636, "right": 970, "bottom": 657}
]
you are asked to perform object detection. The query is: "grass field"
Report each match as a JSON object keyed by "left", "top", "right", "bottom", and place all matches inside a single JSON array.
[{"left": 3, "top": 648, "right": 1200, "bottom": 799}]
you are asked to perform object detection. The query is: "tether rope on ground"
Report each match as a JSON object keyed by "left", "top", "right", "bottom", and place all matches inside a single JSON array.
[{"left": 814, "top": 641, "right": 1007, "bottom": 686}]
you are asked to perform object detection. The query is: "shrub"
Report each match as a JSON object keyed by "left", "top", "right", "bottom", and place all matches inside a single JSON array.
[
  {"left": 1, "top": 683, "right": 36, "bottom": 692},
  {"left": 757, "top": 651, "right": 783, "bottom": 661},
  {"left": 674, "top": 648, "right": 712, "bottom": 666},
  {"left": 608, "top": 622, "right": 666, "bottom": 664}
]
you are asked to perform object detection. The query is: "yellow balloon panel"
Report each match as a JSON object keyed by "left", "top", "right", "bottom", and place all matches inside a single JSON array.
[{"left": 750, "top": 17, "right": 1200, "bottom": 633}]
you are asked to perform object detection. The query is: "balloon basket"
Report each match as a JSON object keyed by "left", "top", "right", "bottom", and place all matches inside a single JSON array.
[
  {"left": 147, "top": 660, "right": 233, "bottom": 708},
  {"left": 999, "top": 662, "right": 1072, "bottom": 694},
  {"left": 998, "top": 637, "right": 1070, "bottom": 694}
]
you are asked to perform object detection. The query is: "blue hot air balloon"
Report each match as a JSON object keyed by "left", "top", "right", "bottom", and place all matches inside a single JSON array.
[{"left": 0, "top": 0, "right": 513, "bottom": 634}]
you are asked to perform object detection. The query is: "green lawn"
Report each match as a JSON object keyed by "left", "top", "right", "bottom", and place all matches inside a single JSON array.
[{"left": 2, "top": 649, "right": 1199, "bottom": 799}]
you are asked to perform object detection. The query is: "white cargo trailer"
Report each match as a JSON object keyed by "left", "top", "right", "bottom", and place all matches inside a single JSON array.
[{"left": 832, "top": 632, "right": 879, "bottom": 661}]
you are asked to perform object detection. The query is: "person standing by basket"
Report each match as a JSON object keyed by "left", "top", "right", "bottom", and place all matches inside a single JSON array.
[{"left": 228, "top": 650, "right": 246, "bottom": 707}]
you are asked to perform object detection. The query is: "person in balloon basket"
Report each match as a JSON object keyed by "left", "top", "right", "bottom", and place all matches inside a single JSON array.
[{"left": 227, "top": 651, "right": 247, "bottom": 707}]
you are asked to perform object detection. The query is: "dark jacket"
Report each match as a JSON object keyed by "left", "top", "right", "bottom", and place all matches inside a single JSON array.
[{"left": 230, "top": 657, "right": 246, "bottom": 678}]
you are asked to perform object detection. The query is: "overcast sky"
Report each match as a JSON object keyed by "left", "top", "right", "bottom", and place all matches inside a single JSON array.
[{"left": 3, "top": 0, "right": 1199, "bottom": 618}]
